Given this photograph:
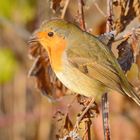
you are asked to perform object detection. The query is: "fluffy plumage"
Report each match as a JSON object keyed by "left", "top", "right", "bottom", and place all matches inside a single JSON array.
[{"left": 30, "top": 19, "right": 140, "bottom": 106}]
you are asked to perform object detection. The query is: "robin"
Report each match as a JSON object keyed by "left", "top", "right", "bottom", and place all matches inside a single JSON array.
[{"left": 29, "top": 19, "right": 140, "bottom": 106}]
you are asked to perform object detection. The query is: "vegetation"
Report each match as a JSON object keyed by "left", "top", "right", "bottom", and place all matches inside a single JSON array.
[{"left": 0, "top": 0, "right": 140, "bottom": 140}]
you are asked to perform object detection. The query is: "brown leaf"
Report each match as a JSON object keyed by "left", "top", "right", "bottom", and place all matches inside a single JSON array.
[
  {"left": 28, "top": 42, "right": 42, "bottom": 59},
  {"left": 117, "top": 39, "right": 134, "bottom": 72},
  {"left": 50, "top": 0, "right": 64, "bottom": 12}
]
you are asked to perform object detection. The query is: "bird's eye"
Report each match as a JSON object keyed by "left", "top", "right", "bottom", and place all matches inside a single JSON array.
[{"left": 48, "top": 32, "right": 54, "bottom": 37}]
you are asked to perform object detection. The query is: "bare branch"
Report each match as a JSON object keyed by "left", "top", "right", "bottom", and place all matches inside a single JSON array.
[
  {"left": 78, "top": 0, "right": 86, "bottom": 31},
  {"left": 74, "top": 98, "right": 95, "bottom": 131},
  {"left": 102, "top": 93, "right": 111, "bottom": 140},
  {"left": 84, "top": 118, "right": 92, "bottom": 140},
  {"left": 94, "top": 2, "right": 107, "bottom": 18},
  {"left": 106, "top": 0, "right": 114, "bottom": 32},
  {"left": 114, "top": 26, "right": 140, "bottom": 42},
  {"left": 61, "top": 0, "right": 70, "bottom": 19}
]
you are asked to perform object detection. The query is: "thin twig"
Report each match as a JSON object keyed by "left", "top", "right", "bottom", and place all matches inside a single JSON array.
[
  {"left": 61, "top": 0, "right": 70, "bottom": 19},
  {"left": 82, "top": 127, "right": 88, "bottom": 139},
  {"left": 94, "top": 2, "right": 107, "bottom": 18},
  {"left": 74, "top": 98, "right": 95, "bottom": 131},
  {"left": 78, "top": 0, "right": 86, "bottom": 31},
  {"left": 114, "top": 26, "right": 140, "bottom": 42},
  {"left": 85, "top": 118, "right": 91, "bottom": 140},
  {"left": 106, "top": 0, "right": 114, "bottom": 32},
  {"left": 98, "top": 26, "right": 140, "bottom": 43},
  {"left": 102, "top": 93, "right": 111, "bottom": 140}
]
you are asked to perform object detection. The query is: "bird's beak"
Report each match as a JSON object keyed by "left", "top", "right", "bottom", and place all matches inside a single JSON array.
[
  {"left": 28, "top": 31, "right": 47, "bottom": 45},
  {"left": 28, "top": 34, "right": 39, "bottom": 45}
]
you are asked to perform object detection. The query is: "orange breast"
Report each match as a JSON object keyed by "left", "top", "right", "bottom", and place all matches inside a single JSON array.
[
  {"left": 37, "top": 31, "right": 67, "bottom": 72},
  {"left": 49, "top": 36, "right": 67, "bottom": 72}
]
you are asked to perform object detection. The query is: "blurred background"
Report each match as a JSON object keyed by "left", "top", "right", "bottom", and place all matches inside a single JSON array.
[{"left": 0, "top": 0, "right": 140, "bottom": 140}]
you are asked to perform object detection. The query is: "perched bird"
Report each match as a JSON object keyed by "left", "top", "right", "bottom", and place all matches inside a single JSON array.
[{"left": 29, "top": 19, "right": 140, "bottom": 105}]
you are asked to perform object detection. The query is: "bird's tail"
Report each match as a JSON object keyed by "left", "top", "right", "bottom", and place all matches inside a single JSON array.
[{"left": 122, "top": 82, "right": 140, "bottom": 106}]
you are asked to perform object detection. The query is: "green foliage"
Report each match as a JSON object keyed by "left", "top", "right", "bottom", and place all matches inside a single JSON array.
[
  {"left": 0, "top": 48, "right": 18, "bottom": 84},
  {"left": 0, "top": 0, "right": 36, "bottom": 23}
]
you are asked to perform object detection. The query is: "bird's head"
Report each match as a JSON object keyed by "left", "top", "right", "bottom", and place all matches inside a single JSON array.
[{"left": 28, "top": 19, "right": 78, "bottom": 71}]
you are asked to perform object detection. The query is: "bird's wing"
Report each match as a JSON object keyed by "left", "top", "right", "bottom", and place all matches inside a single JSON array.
[{"left": 66, "top": 34, "right": 125, "bottom": 94}]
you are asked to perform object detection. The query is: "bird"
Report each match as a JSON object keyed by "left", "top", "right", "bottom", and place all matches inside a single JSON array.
[{"left": 28, "top": 19, "right": 140, "bottom": 106}]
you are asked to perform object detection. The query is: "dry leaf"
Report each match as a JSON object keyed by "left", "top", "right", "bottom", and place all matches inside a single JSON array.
[
  {"left": 113, "top": 0, "right": 139, "bottom": 33},
  {"left": 50, "top": 0, "right": 65, "bottom": 12},
  {"left": 117, "top": 39, "right": 134, "bottom": 72}
]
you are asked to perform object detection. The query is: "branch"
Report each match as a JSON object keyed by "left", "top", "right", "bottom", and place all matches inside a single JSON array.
[
  {"left": 74, "top": 98, "right": 95, "bottom": 131},
  {"left": 114, "top": 26, "right": 140, "bottom": 42},
  {"left": 78, "top": 0, "right": 86, "bottom": 31},
  {"left": 61, "top": 0, "right": 70, "bottom": 19},
  {"left": 102, "top": 93, "right": 111, "bottom": 140},
  {"left": 106, "top": 0, "right": 114, "bottom": 32},
  {"left": 94, "top": 2, "right": 106, "bottom": 18},
  {"left": 84, "top": 118, "right": 92, "bottom": 140},
  {"left": 101, "top": 0, "right": 114, "bottom": 140}
]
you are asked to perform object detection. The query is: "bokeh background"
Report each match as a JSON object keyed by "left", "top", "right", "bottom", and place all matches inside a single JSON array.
[{"left": 0, "top": 0, "right": 140, "bottom": 140}]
